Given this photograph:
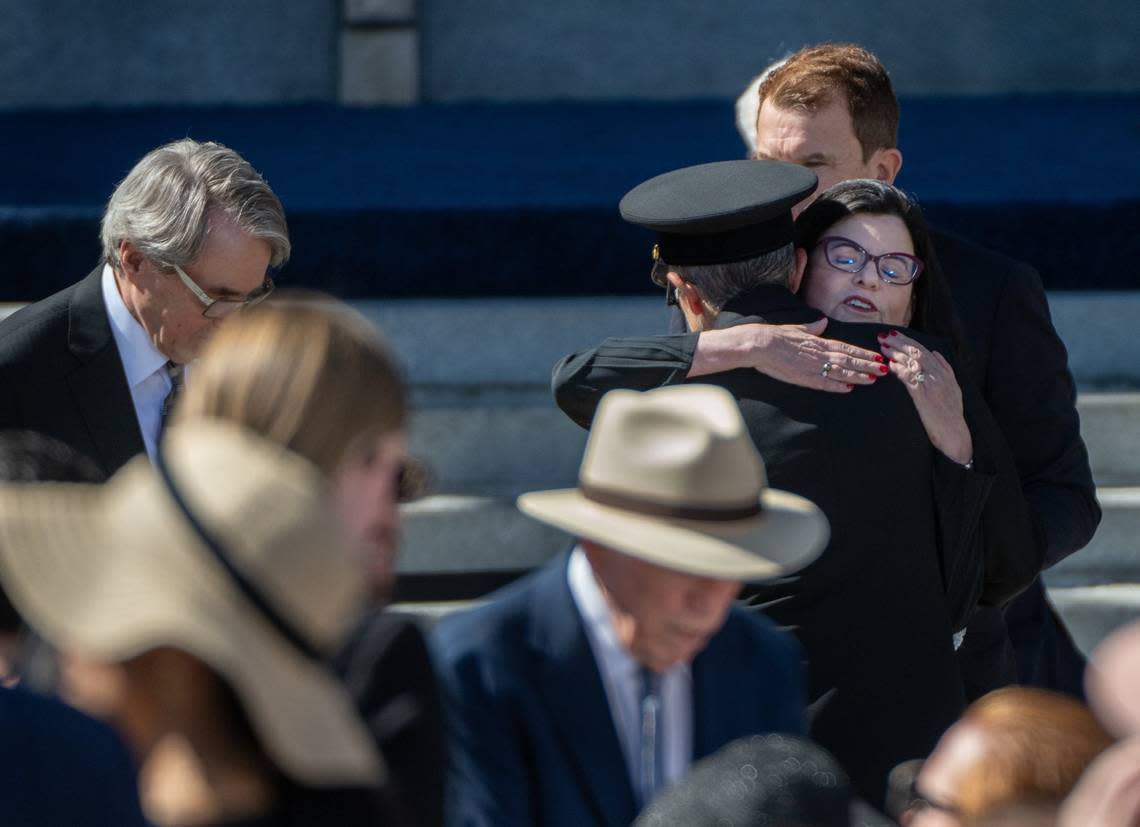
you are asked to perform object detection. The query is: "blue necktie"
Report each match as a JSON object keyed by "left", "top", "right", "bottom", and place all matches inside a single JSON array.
[
  {"left": 638, "top": 666, "right": 664, "bottom": 807},
  {"left": 159, "top": 361, "right": 184, "bottom": 433}
]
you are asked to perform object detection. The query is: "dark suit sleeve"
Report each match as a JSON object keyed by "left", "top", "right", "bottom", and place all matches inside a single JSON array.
[
  {"left": 984, "top": 264, "right": 1099, "bottom": 566},
  {"left": 931, "top": 452, "right": 991, "bottom": 631},
  {"left": 964, "top": 379, "right": 1043, "bottom": 606},
  {"left": 551, "top": 334, "right": 699, "bottom": 428},
  {"left": 434, "top": 634, "right": 533, "bottom": 827},
  {"left": 333, "top": 612, "right": 445, "bottom": 827},
  {"left": 930, "top": 345, "right": 1042, "bottom": 627}
]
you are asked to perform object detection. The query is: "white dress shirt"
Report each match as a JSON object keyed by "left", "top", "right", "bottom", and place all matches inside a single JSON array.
[
  {"left": 101, "top": 264, "right": 176, "bottom": 461},
  {"left": 567, "top": 547, "right": 693, "bottom": 795}
]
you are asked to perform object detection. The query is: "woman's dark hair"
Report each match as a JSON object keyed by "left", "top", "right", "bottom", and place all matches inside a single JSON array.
[{"left": 795, "top": 179, "right": 966, "bottom": 358}]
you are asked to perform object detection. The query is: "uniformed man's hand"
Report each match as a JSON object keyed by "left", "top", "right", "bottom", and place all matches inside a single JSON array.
[
  {"left": 879, "top": 330, "right": 973, "bottom": 464},
  {"left": 689, "top": 318, "right": 885, "bottom": 392}
]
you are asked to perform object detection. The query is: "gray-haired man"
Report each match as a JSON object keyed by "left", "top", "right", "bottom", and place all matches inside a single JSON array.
[{"left": 0, "top": 139, "right": 289, "bottom": 477}]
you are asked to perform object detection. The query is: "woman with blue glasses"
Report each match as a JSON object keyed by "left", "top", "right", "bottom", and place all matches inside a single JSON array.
[{"left": 795, "top": 179, "right": 975, "bottom": 473}]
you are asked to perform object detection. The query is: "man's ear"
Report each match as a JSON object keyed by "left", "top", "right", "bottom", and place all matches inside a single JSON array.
[
  {"left": 788, "top": 248, "right": 808, "bottom": 294},
  {"left": 665, "top": 271, "right": 705, "bottom": 316},
  {"left": 116, "top": 240, "right": 147, "bottom": 284},
  {"left": 870, "top": 147, "right": 903, "bottom": 184}
]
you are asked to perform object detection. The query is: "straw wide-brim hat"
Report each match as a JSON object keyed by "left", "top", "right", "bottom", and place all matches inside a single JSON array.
[
  {"left": 520, "top": 385, "right": 828, "bottom": 580},
  {"left": 0, "top": 420, "right": 383, "bottom": 788}
]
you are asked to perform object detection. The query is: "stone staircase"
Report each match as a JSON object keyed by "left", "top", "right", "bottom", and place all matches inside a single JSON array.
[
  {"left": 1045, "top": 392, "right": 1140, "bottom": 654},
  {"left": 6, "top": 294, "right": 1138, "bottom": 654},
  {"left": 361, "top": 294, "right": 1140, "bottom": 659}
]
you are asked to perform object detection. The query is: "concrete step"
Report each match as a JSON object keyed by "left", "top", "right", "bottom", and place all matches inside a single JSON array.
[
  {"left": 1048, "top": 584, "right": 1140, "bottom": 658},
  {"left": 353, "top": 293, "right": 1140, "bottom": 391},
  {"left": 1078, "top": 393, "right": 1140, "bottom": 487},
  {"left": 409, "top": 388, "right": 584, "bottom": 491},
  {"left": 1044, "top": 487, "right": 1140, "bottom": 587},
  {"left": 407, "top": 388, "right": 1139, "bottom": 491},
  {"left": 399, "top": 494, "right": 568, "bottom": 575},
  {"left": 398, "top": 485, "right": 1140, "bottom": 588},
  {"left": 6, "top": 292, "right": 1140, "bottom": 390},
  {"left": 399, "top": 486, "right": 1140, "bottom": 567}
]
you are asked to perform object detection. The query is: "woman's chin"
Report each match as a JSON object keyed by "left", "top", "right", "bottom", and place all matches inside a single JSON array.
[{"left": 831, "top": 306, "right": 883, "bottom": 325}]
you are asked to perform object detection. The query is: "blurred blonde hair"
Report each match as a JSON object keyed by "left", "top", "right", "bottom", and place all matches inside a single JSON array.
[
  {"left": 176, "top": 293, "right": 406, "bottom": 475},
  {"left": 954, "top": 686, "right": 1113, "bottom": 819}
]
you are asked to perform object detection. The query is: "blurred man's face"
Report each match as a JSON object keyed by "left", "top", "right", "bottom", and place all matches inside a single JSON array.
[
  {"left": 582, "top": 541, "right": 741, "bottom": 672},
  {"left": 754, "top": 97, "right": 897, "bottom": 213},
  {"left": 330, "top": 430, "right": 406, "bottom": 602}
]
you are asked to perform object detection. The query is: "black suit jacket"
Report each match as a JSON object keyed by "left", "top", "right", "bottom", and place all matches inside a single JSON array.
[
  {"left": 0, "top": 268, "right": 143, "bottom": 479},
  {"left": 931, "top": 229, "right": 1098, "bottom": 566},
  {"left": 553, "top": 286, "right": 1039, "bottom": 803},
  {"left": 333, "top": 610, "right": 446, "bottom": 827},
  {"left": 931, "top": 229, "right": 1099, "bottom": 698}
]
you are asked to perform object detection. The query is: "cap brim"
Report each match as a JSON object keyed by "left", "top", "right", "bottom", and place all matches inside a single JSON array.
[
  {"left": 518, "top": 486, "right": 827, "bottom": 581},
  {"left": 0, "top": 468, "right": 382, "bottom": 787}
]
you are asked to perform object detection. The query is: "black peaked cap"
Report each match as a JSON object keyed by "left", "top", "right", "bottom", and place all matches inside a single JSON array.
[{"left": 619, "top": 160, "right": 817, "bottom": 266}]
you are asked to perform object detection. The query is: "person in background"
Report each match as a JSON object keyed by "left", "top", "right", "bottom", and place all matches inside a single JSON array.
[
  {"left": 434, "top": 384, "right": 827, "bottom": 826},
  {"left": 0, "top": 420, "right": 399, "bottom": 826},
  {"left": 0, "top": 431, "right": 148, "bottom": 827},
  {"left": 906, "top": 687, "right": 1113, "bottom": 827},
  {"left": 1054, "top": 620, "right": 1140, "bottom": 827},
  {"left": 173, "top": 294, "right": 443, "bottom": 827},
  {"left": 0, "top": 138, "right": 289, "bottom": 477},
  {"left": 1084, "top": 618, "right": 1140, "bottom": 739},
  {"left": 1057, "top": 737, "right": 1140, "bottom": 827}
]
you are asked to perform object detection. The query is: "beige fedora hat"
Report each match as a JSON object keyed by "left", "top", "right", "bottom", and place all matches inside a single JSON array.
[
  {"left": 520, "top": 385, "right": 828, "bottom": 580},
  {"left": 0, "top": 420, "right": 383, "bottom": 788}
]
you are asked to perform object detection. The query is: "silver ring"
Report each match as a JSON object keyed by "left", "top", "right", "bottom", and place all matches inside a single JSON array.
[
  {"left": 915, "top": 371, "right": 927, "bottom": 384},
  {"left": 821, "top": 361, "right": 834, "bottom": 377}
]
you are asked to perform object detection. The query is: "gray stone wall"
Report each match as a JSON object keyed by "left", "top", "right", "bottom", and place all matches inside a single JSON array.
[
  {"left": 0, "top": 0, "right": 338, "bottom": 107},
  {"left": 1, "top": 0, "right": 1135, "bottom": 108},
  {"left": 420, "top": 0, "right": 1140, "bottom": 100}
]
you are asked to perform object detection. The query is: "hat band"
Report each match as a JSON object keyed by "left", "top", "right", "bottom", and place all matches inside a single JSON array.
[
  {"left": 655, "top": 212, "right": 795, "bottom": 266},
  {"left": 580, "top": 482, "right": 762, "bottom": 522},
  {"left": 154, "top": 447, "right": 322, "bottom": 663}
]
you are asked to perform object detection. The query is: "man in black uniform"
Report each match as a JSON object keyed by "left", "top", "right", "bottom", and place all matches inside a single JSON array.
[
  {"left": 556, "top": 43, "right": 1099, "bottom": 700},
  {"left": 554, "top": 159, "right": 1038, "bottom": 804}
]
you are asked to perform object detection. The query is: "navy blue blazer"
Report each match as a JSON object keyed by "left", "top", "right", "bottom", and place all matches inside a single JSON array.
[
  {"left": 432, "top": 553, "right": 807, "bottom": 827},
  {"left": 0, "top": 685, "right": 148, "bottom": 827}
]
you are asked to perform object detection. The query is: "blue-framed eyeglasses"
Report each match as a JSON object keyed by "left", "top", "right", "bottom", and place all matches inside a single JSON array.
[{"left": 816, "top": 236, "right": 924, "bottom": 285}]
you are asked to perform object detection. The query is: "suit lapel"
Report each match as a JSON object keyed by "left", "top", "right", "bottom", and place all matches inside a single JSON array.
[
  {"left": 690, "top": 626, "right": 737, "bottom": 762},
  {"left": 65, "top": 268, "right": 144, "bottom": 475},
  {"left": 528, "top": 556, "right": 637, "bottom": 827}
]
